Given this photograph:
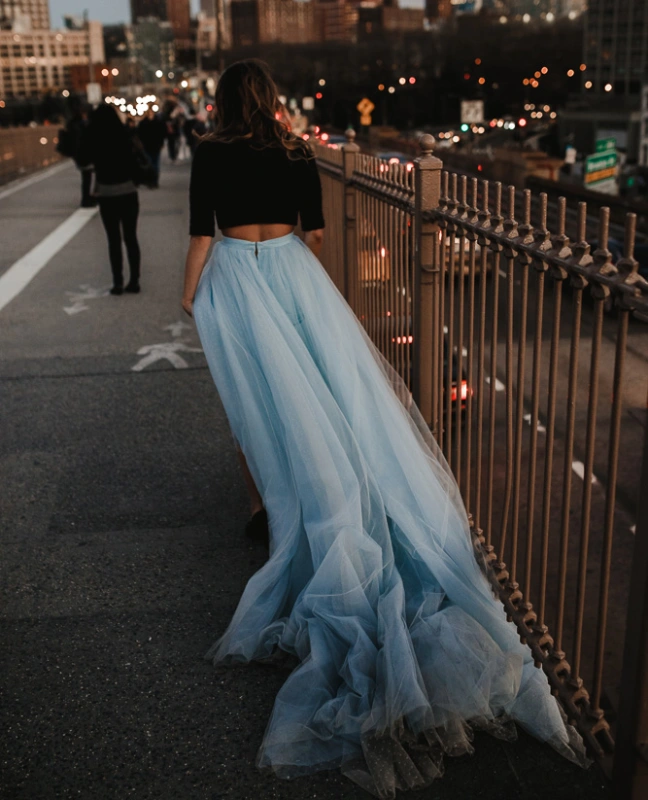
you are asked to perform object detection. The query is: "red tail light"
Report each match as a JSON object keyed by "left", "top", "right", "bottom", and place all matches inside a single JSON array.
[
  {"left": 392, "top": 335, "right": 414, "bottom": 344},
  {"left": 451, "top": 380, "right": 470, "bottom": 402}
]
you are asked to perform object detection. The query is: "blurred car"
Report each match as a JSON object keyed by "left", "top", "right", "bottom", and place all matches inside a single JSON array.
[
  {"left": 319, "top": 132, "right": 348, "bottom": 149},
  {"left": 369, "top": 311, "right": 472, "bottom": 418},
  {"left": 375, "top": 151, "right": 415, "bottom": 172}
]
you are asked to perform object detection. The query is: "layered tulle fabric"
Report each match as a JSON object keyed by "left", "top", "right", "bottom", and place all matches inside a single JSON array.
[{"left": 193, "top": 233, "right": 588, "bottom": 798}]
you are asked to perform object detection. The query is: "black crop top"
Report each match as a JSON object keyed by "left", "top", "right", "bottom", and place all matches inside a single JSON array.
[{"left": 189, "top": 139, "right": 325, "bottom": 236}]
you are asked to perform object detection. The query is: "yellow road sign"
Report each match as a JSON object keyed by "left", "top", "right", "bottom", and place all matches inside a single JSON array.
[
  {"left": 357, "top": 97, "right": 375, "bottom": 115},
  {"left": 360, "top": 113, "right": 372, "bottom": 126}
]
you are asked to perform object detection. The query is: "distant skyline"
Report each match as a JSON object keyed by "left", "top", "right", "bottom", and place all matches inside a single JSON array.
[
  {"left": 48, "top": 0, "right": 423, "bottom": 28},
  {"left": 48, "top": 0, "right": 201, "bottom": 27}
]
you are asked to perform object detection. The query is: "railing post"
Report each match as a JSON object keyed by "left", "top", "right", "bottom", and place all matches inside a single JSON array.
[
  {"left": 413, "top": 134, "right": 443, "bottom": 431},
  {"left": 342, "top": 128, "right": 360, "bottom": 310},
  {"left": 614, "top": 420, "right": 648, "bottom": 798}
]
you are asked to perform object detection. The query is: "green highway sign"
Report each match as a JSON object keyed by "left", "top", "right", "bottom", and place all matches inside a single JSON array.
[
  {"left": 585, "top": 150, "right": 617, "bottom": 186},
  {"left": 595, "top": 137, "right": 616, "bottom": 153}
]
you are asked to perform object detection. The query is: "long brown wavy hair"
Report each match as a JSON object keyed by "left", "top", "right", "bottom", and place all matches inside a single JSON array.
[{"left": 205, "top": 59, "right": 311, "bottom": 160}]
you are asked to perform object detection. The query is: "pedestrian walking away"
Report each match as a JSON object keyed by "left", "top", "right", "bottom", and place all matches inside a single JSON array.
[
  {"left": 57, "top": 97, "right": 95, "bottom": 208},
  {"left": 181, "top": 59, "right": 590, "bottom": 799},
  {"left": 166, "top": 112, "right": 181, "bottom": 162},
  {"left": 138, "top": 108, "right": 167, "bottom": 187},
  {"left": 79, "top": 104, "right": 142, "bottom": 295}
]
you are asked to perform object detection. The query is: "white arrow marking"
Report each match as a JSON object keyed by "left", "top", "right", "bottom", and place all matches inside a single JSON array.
[
  {"left": 485, "top": 376, "right": 505, "bottom": 392},
  {"left": 64, "top": 303, "right": 90, "bottom": 315},
  {"left": 523, "top": 413, "right": 546, "bottom": 433},
  {"left": 572, "top": 461, "right": 598, "bottom": 484},
  {"left": 164, "top": 321, "right": 192, "bottom": 338},
  {"left": 131, "top": 341, "right": 203, "bottom": 372},
  {"left": 63, "top": 284, "right": 110, "bottom": 315}
]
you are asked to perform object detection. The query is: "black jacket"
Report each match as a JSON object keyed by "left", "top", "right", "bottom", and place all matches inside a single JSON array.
[
  {"left": 137, "top": 116, "right": 167, "bottom": 153},
  {"left": 78, "top": 126, "right": 139, "bottom": 186}
]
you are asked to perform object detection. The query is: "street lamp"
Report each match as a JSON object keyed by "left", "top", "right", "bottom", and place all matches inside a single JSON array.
[{"left": 155, "top": 70, "right": 163, "bottom": 78}]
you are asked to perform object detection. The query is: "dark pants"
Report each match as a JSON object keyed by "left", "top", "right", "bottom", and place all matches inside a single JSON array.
[
  {"left": 98, "top": 193, "right": 141, "bottom": 287},
  {"left": 167, "top": 134, "right": 178, "bottom": 161},
  {"left": 145, "top": 149, "right": 161, "bottom": 186},
  {"left": 80, "top": 168, "right": 95, "bottom": 207}
]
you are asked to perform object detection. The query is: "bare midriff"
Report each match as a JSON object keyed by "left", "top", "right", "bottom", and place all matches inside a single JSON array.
[{"left": 221, "top": 223, "right": 295, "bottom": 242}]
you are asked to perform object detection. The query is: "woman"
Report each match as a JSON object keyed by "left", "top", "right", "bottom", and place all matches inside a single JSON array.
[
  {"left": 182, "top": 60, "right": 588, "bottom": 798},
  {"left": 80, "top": 104, "right": 141, "bottom": 295}
]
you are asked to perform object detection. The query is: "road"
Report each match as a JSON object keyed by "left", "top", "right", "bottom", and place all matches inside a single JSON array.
[{"left": 0, "top": 158, "right": 614, "bottom": 799}]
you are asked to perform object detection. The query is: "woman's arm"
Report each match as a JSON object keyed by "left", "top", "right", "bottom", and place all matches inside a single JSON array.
[
  {"left": 304, "top": 229, "right": 324, "bottom": 258},
  {"left": 182, "top": 235, "right": 212, "bottom": 317}
]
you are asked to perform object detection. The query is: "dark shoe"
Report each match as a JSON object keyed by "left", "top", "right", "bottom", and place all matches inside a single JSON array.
[
  {"left": 245, "top": 509, "right": 269, "bottom": 546},
  {"left": 110, "top": 285, "right": 123, "bottom": 295},
  {"left": 125, "top": 282, "right": 140, "bottom": 294}
]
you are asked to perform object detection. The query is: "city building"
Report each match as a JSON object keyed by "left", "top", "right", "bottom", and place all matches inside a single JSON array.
[
  {"left": 0, "top": 19, "right": 104, "bottom": 98},
  {"left": 166, "top": 0, "right": 191, "bottom": 43},
  {"left": 230, "top": 0, "right": 316, "bottom": 46},
  {"left": 131, "top": 17, "right": 175, "bottom": 82},
  {"left": 0, "top": 0, "right": 50, "bottom": 31},
  {"left": 131, "top": 0, "right": 191, "bottom": 48},
  {"left": 424, "top": 0, "right": 452, "bottom": 21},
  {"left": 197, "top": 11, "right": 231, "bottom": 59},
  {"left": 130, "top": 0, "right": 167, "bottom": 23},
  {"left": 583, "top": 0, "right": 648, "bottom": 98},
  {"left": 560, "top": 0, "right": 648, "bottom": 168},
  {"left": 359, "top": 1, "right": 424, "bottom": 38},
  {"left": 314, "top": 0, "right": 358, "bottom": 43}
]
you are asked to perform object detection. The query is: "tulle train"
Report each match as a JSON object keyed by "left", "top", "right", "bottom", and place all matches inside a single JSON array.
[{"left": 193, "top": 233, "right": 589, "bottom": 798}]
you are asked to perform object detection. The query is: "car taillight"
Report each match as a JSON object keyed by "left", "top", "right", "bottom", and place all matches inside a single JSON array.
[
  {"left": 451, "top": 380, "right": 470, "bottom": 402},
  {"left": 392, "top": 335, "right": 413, "bottom": 344}
]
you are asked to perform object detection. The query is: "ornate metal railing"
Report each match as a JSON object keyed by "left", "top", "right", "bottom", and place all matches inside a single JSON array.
[
  {"left": 314, "top": 131, "right": 648, "bottom": 795},
  {"left": 0, "top": 125, "right": 63, "bottom": 185}
]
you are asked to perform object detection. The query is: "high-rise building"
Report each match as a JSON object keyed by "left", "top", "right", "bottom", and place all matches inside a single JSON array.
[
  {"left": 130, "top": 0, "right": 191, "bottom": 46},
  {"left": 131, "top": 17, "right": 175, "bottom": 81},
  {"left": 0, "top": 0, "right": 49, "bottom": 30},
  {"left": 314, "top": 0, "right": 358, "bottom": 43},
  {"left": 583, "top": 0, "right": 648, "bottom": 98},
  {"left": 130, "top": 0, "right": 167, "bottom": 24},
  {"left": 167, "top": 0, "right": 190, "bottom": 42},
  {"left": 230, "top": 0, "right": 316, "bottom": 46},
  {"left": 0, "top": 20, "right": 105, "bottom": 97},
  {"left": 359, "top": 2, "right": 424, "bottom": 39},
  {"left": 424, "top": 0, "right": 452, "bottom": 21}
]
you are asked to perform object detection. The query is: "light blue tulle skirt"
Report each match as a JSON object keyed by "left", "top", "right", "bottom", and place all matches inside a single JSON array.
[{"left": 193, "top": 232, "right": 588, "bottom": 798}]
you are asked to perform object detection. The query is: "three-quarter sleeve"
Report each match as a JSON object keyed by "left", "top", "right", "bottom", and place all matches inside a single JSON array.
[
  {"left": 189, "top": 142, "right": 216, "bottom": 237},
  {"left": 298, "top": 156, "right": 325, "bottom": 232}
]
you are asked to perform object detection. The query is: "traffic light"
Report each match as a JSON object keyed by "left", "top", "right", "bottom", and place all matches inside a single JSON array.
[{"left": 461, "top": 123, "right": 469, "bottom": 132}]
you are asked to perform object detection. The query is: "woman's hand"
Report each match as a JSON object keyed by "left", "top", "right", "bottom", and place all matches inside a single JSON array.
[{"left": 182, "top": 296, "right": 194, "bottom": 317}]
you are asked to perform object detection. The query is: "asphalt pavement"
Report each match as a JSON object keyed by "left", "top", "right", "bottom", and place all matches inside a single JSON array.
[{"left": 0, "top": 158, "right": 614, "bottom": 799}]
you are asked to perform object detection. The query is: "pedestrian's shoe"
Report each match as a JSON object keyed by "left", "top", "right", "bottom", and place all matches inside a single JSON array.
[
  {"left": 245, "top": 509, "right": 269, "bottom": 546},
  {"left": 110, "top": 285, "right": 123, "bottom": 295},
  {"left": 125, "top": 282, "right": 140, "bottom": 294}
]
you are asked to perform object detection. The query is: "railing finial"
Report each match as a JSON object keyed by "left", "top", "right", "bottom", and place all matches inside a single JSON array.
[
  {"left": 345, "top": 127, "right": 356, "bottom": 143},
  {"left": 418, "top": 133, "right": 435, "bottom": 156}
]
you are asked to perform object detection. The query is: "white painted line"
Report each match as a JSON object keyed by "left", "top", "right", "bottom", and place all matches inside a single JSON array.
[
  {"left": 572, "top": 461, "right": 598, "bottom": 484},
  {"left": 0, "top": 160, "right": 72, "bottom": 202},
  {"left": 485, "top": 376, "right": 506, "bottom": 392},
  {"left": 0, "top": 207, "right": 97, "bottom": 313}
]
